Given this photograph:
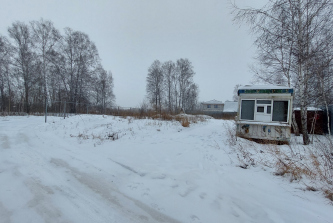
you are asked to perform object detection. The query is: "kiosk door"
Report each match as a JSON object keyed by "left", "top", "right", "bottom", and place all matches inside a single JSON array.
[{"left": 254, "top": 100, "right": 272, "bottom": 122}]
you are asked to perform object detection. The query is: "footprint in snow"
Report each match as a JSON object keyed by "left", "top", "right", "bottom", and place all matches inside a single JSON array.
[
  {"left": 190, "top": 215, "right": 201, "bottom": 222},
  {"left": 199, "top": 192, "right": 206, "bottom": 199}
]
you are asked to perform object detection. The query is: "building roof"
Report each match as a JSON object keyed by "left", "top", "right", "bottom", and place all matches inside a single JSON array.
[
  {"left": 223, "top": 101, "right": 238, "bottom": 112},
  {"left": 201, "top": 100, "right": 223, "bottom": 105},
  {"left": 238, "top": 85, "right": 292, "bottom": 90},
  {"left": 294, "top": 107, "right": 323, "bottom": 111},
  {"left": 238, "top": 85, "right": 293, "bottom": 95}
]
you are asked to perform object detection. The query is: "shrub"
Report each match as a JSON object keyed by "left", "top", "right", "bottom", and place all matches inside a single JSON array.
[{"left": 181, "top": 117, "right": 190, "bottom": 127}]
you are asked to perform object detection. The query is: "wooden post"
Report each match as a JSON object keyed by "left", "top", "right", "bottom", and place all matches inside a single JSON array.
[
  {"left": 64, "top": 101, "right": 66, "bottom": 119},
  {"left": 45, "top": 98, "right": 48, "bottom": 123}
]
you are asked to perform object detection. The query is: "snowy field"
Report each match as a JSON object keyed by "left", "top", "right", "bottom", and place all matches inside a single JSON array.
[{"left": 0, "top": 115, "right": 332, "bottom": 223}]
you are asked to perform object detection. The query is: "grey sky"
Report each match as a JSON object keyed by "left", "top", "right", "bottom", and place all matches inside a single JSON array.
[{"left": 0, "top": 0, "right": 266, "bottom": 107}]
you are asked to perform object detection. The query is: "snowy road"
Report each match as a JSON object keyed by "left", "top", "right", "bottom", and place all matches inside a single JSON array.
[
  {"left": 0, "top": 115, "right": 332, "bottom": 223},
  {"left": 1, "top": 116, "right": 181, "bottom": 223}
]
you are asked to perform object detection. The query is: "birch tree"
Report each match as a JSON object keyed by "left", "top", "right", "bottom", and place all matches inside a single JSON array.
[
  {"left": 162, "top": 60, "right": 176, "bottom": 113},
  {"left": 0, "top": 35, "right": 13, "bottom": 111},
  {"left": 61, "top": 28, "right": 99, "bottom": 113},
  {"left": 146, "top": 60, "right": 164, "bottom": 112},
  {"left": 1, "top": 19, "right": 115, "bottom": 115},
  {"left": 176, "top": 58, "right": 195, "bottom": 111},
  {"left": 93, "top": 67, "right": 115, "bottom": 113},
  {"left": 30, "top": 19, "right": 61, "bottom": 121},
  {"left": 8, "top": 22, "right": 36, "bottom": 113},
  {"left": 183, "top": 83, "right": 199, "bottom": 112}
]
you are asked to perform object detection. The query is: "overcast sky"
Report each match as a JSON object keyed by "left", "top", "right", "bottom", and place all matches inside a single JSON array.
[{"left": 0, "top": 0, "right": 266, "bottom": 107}]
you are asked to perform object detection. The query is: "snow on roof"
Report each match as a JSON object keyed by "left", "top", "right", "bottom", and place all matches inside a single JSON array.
[
  {"left": 238, "top": 85, "right": 292, "bottom": 90},
  {"left": 238, "top": 85, "right": 293, "bottom": 95},
  {"left": 201, "top": 99, "right": 223, "bottom": 104},
  {"left": 223, "top": 101, "right": 238, "bottom": 112},
  {"left": 294, "top": 107, "right": 323, "bottom": 111}
]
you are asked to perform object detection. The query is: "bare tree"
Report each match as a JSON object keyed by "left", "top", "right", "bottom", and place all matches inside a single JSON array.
[
  {"left": 30, "top": 18, "right": 61, "bottom": 121},
  {"left": 146, "top": 58, "right": 199, "bottom": 114},
  {"left": 310, "top": 49, "right": 333, "bottom": 135},
  {"left": 162, "top": 61, "right": 176, "bottom": 113},
  {"left": 1, "top": 19, "right": 115, "bottom": 115},
  {"left": 8, "top": 21, "right": 37, "bottom": 113},
  {"left": 183, "top": 83, "right": 199, "bottom": 112},
  {"left": 176, "top": 58, "right": 195, "bottom": 112},
  {"left": 60, "top": 28, "right": 100, "bottom": 113},
  {"left": 172, "top": 64, "right": 180, "bottom": 113},
  {"left": 0, "top": 35, "right": 13, "bottom": 112},
  {"left": 232, "top": 84, "right": 241, "bottom": 102},
  {"left": 146, "top": 60, "right": 164, "bottom": 112},
  {"left": 93, "top": 67, "right": 115, "bottom": 113}
]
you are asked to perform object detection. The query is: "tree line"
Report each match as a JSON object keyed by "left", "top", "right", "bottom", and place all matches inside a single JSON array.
[
  {"left": 0, "top": 18, "right": 115, "bottom": 114},
  {"left": 146, "top": 59, "right": 199, "bottom": 113},
  {"left": 232, "top": 0, "right": 333, "bottom": 145}
]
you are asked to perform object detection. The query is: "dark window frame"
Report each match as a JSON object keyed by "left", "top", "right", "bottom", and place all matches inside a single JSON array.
[
  {"left": 257, "top": 106, "right": 264, "bottom": 113},
  {"left": 267, "top": 106, "right": 271, "bottom": 114},
  {"left": 240, "top": 100, "right": 255, "bottom": 120},
  {"left": 240, "top": 99, "right": 289, "bottom": 123},
  {"left": 272, "top": 100, "right": 289, "bottom": 122},
  {"left": 257, "top": 100, "right": 272, "bottom": 104}
]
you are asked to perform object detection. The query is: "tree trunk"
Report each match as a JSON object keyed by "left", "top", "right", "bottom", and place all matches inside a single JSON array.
[
  {"left": 300, "top": 106, "right": 310, "bottom": 145},
  {"left": 325, "top": 103, "right": 331, "bottom": 136},
  {"left": 292, "top": 110, "right": 300, "bottom": 136},
  {"left": 25, "top": 85, "right": 30, "bottom": 114}
]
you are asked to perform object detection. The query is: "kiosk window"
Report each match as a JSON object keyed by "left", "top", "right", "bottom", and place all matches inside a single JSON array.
[
  {"left": 257, "top": 100, "right": 271, "bottom": 104},
  {"left": 241, "top": 100, "right": 255, "bottom": 120},
  {"left": 267, "top": 106, "right": 271, "bottom": 114},
  {"left": 257, "top": 106, "right": 264, "bottom": 112},
  {"left": 272, "top": 101, "right": 288, "bottom": 122}
]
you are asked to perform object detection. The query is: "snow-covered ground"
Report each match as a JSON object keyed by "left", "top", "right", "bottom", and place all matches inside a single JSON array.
[{"left": 0, "top": 115, "right": 332, "bottom": 223}]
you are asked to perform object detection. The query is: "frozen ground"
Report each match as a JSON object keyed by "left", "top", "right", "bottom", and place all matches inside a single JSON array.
[{"left": 0, "top": 115, "right": 332, "bottom": 223}]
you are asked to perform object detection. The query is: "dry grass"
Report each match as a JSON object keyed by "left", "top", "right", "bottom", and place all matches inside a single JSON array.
[
  {"left": 114, "top": 108, "right": 207, "bottom": 127},
  {"left": 324, "top": 190, "right": 333, "bottom": 201},
  {"left": 224, "top": 122, "right": 237, "bottom": 146},
  {"left": 180, "top": 117, "right": 190, "bottom": 127},
  {"left": 114, "top": 108, "right": 207, "bottom": 125},
  {"left": 70, "top": 131, "right": 119, "bottom": 142},
  {"left": 266, "top": 140, "right": 333, "bottom": 201},
  {"left": 274, "top": 158, "right": 314, "bottom": 182},
  {"left": 225, "top": 123, "right": 333, "bottom": 203}
]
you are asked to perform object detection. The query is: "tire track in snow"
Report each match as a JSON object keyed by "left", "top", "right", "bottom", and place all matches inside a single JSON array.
[
  {"left": 25, "top": 178, "right": 63, "bottom": 223},
  {"left": 0, "top": 134, "right": 10, "bottom": 149},
  {"left": 0, "top": 202, "right": 11, "bottom": 223},
  {"left": 110, "top": 159, "right": 146, "bottom": 177},
  {"left": 51, "top": 158, "right": 181, "bottom": 223}
]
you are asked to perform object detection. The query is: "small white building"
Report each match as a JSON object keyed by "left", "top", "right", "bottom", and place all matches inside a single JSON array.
[
  {"left": 201, "top": 100, "right": 224, "bottom": 112},
  {"left": 236, "top": 85, "right": 294, "bottom": 142}
]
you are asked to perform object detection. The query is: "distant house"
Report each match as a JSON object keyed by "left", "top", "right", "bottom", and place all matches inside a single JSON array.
[
  {"left": 201, "top": 100, "right": 224, "bottom": 111},
  {"left": 201, "top": 100, "right": 224, "bottom": 118}
]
